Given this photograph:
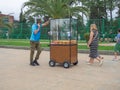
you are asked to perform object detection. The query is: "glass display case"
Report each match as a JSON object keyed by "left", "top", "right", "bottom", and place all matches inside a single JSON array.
[{"left": 49, "top": 18, "right": 78, "bottom": 68}]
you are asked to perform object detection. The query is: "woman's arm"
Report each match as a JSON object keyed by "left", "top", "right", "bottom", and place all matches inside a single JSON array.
[{"left": 87, "top": 31, "right": 94, "bottom": 48}]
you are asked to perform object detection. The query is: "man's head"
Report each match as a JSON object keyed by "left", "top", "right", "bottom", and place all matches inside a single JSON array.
[{"left": 37, "top": 19, "right": 42, "bottom": 24}]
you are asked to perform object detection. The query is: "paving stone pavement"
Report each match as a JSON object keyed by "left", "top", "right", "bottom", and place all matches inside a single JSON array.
[{"left": 0, "top": 48, "right": 120, "bottom": 90}]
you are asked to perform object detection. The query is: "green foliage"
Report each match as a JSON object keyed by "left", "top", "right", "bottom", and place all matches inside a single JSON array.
[
  {"left": 0, "top": 39, "right": 30, "bottom": 46},
  {"left": 0, "top": 39, "right": 114, "bottom": 51},
  {"left": 84, "top": 32, "right": 89, "bottom": 41},
  {"left": 0, "top": 17, "right": 13, "bottom": 31},
  {"left": 78, "top": 45, "right": 114, "bottom": 50},
  {"left": 22, "top": 0, "right": 88, "bottom": 20}
]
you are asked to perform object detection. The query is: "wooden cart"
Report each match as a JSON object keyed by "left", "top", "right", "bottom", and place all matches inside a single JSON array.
[
  {"left": 49, "top": 18, "right": 78, "bottom": 68},
  {"left": 49, "top": 40, "right": 78, "bottom": 68}
]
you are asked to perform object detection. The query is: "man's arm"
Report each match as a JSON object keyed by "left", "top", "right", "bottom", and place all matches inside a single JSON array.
[
  {"left": 34, "top": 28, "right": 40, "bottom": 34},
  {"left": 42, "top": 20, "right": 49, "bottom": 27}
]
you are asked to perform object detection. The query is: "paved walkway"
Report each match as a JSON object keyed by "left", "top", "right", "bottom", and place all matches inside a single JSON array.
[{"left": 0, "top": 48, "right": 120, "bottom": 90}]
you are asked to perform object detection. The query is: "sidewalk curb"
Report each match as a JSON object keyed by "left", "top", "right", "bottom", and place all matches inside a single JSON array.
[{"left": 0, "top": 46, "right": 114, "bottom": 55}]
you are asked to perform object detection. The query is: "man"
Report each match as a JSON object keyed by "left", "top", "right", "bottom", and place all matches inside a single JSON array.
[
  {"left": 113, "top": 29, "right": 120, "bottom": 61},
  {"left": 30, "top": 19, "right": 49, "bottom": 66}
]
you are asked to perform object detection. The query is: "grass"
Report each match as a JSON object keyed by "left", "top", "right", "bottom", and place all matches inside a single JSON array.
[
  {"left": 78, "top": 45, "right": 114, "bottom": 50},
  {"left": 0, "top": 39, "right": 30, "bottom": 46},
  {"left": 0, "top": 39, "right": 114, "bottom": 50}
]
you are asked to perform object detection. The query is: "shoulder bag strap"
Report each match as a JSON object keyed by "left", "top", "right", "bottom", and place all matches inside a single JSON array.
[{"left": 92, "top": 31, "right": 98, "bottom": 41}]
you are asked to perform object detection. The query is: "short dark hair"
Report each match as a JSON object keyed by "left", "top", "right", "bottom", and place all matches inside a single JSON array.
[{"left": 37, "top": 19, "right": 41, "bottom": 24}]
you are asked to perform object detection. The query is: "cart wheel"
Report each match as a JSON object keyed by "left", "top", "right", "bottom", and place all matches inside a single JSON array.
[
  {"left": 73, "top": 61, "right": 78, "bottom": 65},
  {"left": 63, "top": 61, "right": 70, "bottom": 68},
  {"left": 49, "top": 60, "right": 55, "bottom": 67}
]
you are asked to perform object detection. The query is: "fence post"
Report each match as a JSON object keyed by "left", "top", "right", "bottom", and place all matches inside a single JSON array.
[
  {"left": 119, "top": 18, "right": 120, "bottom": 28},
  {"left": 20, "top": 23, "right": 23, "bottom": 38},
  {"left": 101, "top": 18, "right": 105, "bottom": 34}
]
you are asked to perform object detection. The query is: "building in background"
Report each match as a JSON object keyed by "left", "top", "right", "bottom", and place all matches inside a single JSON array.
[
  {"left": 0, "top": 14, "right": 14, "bottom": 23},
  {"left": 0, "top": 14, "right": 14, "bottom": 39}
]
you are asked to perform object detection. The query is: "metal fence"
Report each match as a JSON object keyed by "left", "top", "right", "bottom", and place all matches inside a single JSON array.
[
  {"left": 78, "top": 18, "right": 120, "bottom": 42},
  {"left": 0, "top": 18, "right": 120, "bottom": 41},
  {"left": 0, "top": 23, "right": 50, "bottom": 40}
]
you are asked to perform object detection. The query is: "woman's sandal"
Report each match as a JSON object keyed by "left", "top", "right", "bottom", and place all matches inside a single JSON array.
[{"left": 99, "top": 60, "right": 103, "bottom": 66}]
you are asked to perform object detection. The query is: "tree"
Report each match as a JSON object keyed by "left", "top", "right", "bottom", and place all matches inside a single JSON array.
[
  {"left": 22, "top": 0, "right": 88, "bottom": 20},
  {"left": 19, "top": 9, "right": 27, "bottom": 23},
  {"left": 0, "top": 17, "right": 13, "bottom": 31},
  {"left": 81, "top": 0, "right": 106, "bottom": 19},
  {"left": 0, "top": 17, "right": 13, "bottom": 39},
  {"left": 105, "top": 0, "right": 116, "bottom": 25},
  {"left": 115, "top": 0, "right": 120, "bottom": 18}
]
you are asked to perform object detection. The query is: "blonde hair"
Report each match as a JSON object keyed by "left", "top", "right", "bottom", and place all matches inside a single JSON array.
[{"left": 90, "top": 24, "right": 98, "bottom": 31}]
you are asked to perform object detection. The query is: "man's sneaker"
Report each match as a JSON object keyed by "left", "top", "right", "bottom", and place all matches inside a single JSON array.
[
  {"left": 30, "top": 62, "right": 36, "bottom": 66},
  {"left": 33, "top": 60, "right": 40, "bottom": 66}
]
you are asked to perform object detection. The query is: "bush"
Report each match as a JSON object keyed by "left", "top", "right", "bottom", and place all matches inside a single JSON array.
[{"left": 84, "top": 32, "right": 89, "bottom": 42}]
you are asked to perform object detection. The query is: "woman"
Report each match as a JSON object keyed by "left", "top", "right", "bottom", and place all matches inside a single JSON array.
[{"left": 87, "top": 24, "right": 103, "bottom": 66}]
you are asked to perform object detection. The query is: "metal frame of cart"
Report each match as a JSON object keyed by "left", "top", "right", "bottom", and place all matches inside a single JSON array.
[{"left": 49, "top": 18, "right": 78, "bottom": 68}]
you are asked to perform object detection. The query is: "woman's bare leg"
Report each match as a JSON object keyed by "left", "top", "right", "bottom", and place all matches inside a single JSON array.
[
  {"left": 88, "top": 58, "right": 94, "bottom": 64},
  {"left": 96, "top": 57, "right": 103, "bottom": 66}
]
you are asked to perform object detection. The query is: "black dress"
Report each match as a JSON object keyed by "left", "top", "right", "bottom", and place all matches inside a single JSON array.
[{"left": 89, "top": 30, "right": 99, "bottom": 58}]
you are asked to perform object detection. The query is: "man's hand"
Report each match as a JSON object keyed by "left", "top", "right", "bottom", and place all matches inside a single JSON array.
[
  {"left": 34, "top": 30, "right": 38, "bottom": 34},
  {"left": 34, "top": 25, "right": 40, "bottom": 34},
  {"left": 42, "top": 20, "right": 49, "bottom": 27},
  {"left": 38, "top": 24, "right": 40, "bottom": 28}
]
